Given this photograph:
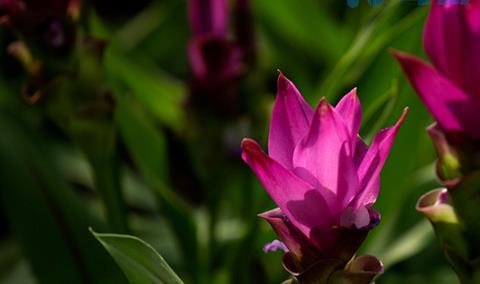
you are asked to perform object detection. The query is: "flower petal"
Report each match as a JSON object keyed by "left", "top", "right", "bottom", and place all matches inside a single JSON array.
[
  {"left": 188, "top": 0, "right": 229, "bottom": 36},
  {"left": 424, "top": 0, "right": 480, "bottom": 98},
  {"left": 335, "top": 143, "right": 359, "bottom": 213},
  {"left": 335, "top": 88, "right": 362, "bottom": 144},
  {"left": 424, "top": 0, "right": 465, "bottom": 90},
  {"left": 354, "top": 138, "right": 368, "bottom": 169},
  {"left": 258, "top": 208, "right": 316, "bottom": 260},
  {"left": 352, "top": 108, "right": 408, "bottom": 208},
  {"left": 268, "top": 73, "right": 313, "bottom": 169},
  {"left": 263, "top": 239, "right": 289, "bottom": 253},
  {"left": 242, "top": 138, "right": 332, "bottom": 235},
  {"left": 292, "top": 99, "right": 352, "bottom": 197},
  {"left": 392, "top": 50, "right": 480, "bottom": 139}
]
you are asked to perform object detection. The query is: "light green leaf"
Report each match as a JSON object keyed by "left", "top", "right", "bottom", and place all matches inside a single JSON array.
[
  {"left": 256, "top": 0, "right": 349, "bottom": 63},
  {"left": 92, "top": 230, "right": 184, "bottom": 284},
  {"left": 378, "top": 220, "right": 433, "bottom": 269}
]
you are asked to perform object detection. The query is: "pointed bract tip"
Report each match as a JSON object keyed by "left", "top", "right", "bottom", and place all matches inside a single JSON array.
[
  {"left": 241, "top": 138, "right": 264, "bottom": 154},
  {"left": 394, "top": 107, "right": 409, "bottom": 128},
  {"left": 316, "top": 98, "right": 333, "bottom": 117},
  {"left": 346, "top": 87, "right": 358, "bottom": 100},
  {"left": 389, "top": 49, "right": 420, "bottom": 68},
  {"left": 426, "top": 123, "right": 441, "bottom": 137},
  {"left": 388, "top": 48, "right": 406, "bottom": 59},
  {"left": 277, "top": 72, "right": 296, "bottom": 96},
  {"left": 277, "top": 71, "right": 289, "bottom": 84},
  {"left": 241, "top": 137, "right": 254, "bottom": 149},
  {"left": 258, "top": 208, "right": 283, "bottom": 220}
]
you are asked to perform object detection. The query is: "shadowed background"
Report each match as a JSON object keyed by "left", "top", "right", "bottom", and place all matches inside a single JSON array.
[{"left": 0, "top": 0, "right": 457, "bottom": 283}]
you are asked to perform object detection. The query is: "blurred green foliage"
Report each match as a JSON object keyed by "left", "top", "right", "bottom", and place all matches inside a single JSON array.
[{"left": 0, "top": 0, "right": 458, "bottom": 283}]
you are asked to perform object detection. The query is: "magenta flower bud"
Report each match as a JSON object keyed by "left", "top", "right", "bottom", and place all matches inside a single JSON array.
[
  {"left": 187, "top": 0, "right": 256, "bottom": 117},
  {"left": 242, "top": 73, "right": 407, "bottom": 280},
  {"left": 392, "top": 0, "right": 480, "bottom": 140},
  {"left": 188, "top": 0, "right": 229, "bottom": 37},
  {"left": 188, "top": 35, "right": 242, "bottom": 84}
]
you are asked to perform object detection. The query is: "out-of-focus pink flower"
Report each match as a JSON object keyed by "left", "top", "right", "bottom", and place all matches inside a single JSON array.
[
  {"left": 187, "top": 0, "right": 241, "bottom": 82},
  {"left": 188, "top": 0, "right": 228, "bottom": 37},
  {"left": 392, "top": 0, "right": 480, "bottom": 140},
  {"left": 241, "top": 73, "right": 407, "bottom": 275},
  {"left": 187, "top": 0, "right": 255, "bottom": 116}
]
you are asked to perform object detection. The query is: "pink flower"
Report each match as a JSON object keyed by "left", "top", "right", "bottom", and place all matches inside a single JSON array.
[
  {"left": 187, "top": 0, "right": 243, "bottom": 84},
  {"left": 187, "top": 0, "right": 255, "bottom": 113},
  {"left": 241, "top": 73, "right": 407, "bottom": 273},
  {"left": 188, "top": 0, "right": 228, "bottom": 37},
  {"left": 392, "top": 0, "right": 480, "bottom": 140}
]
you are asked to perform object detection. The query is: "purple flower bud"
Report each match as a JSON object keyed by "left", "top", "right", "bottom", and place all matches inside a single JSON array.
[
  {"left": 187, "top": 0, "right": 256, "bottom": 117},
  {"left": 188, "top": 0, "right": 229, "bottom": 37},
  {"left": 263, "top": 240, "right": 289, "bottom": 253}
]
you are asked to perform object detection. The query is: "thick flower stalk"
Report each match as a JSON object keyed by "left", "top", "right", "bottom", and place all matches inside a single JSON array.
[
  {"left": 187, "top": 0, "right": 255, "bottom": 115},
  {"left": 242, "top": 73, "right": 407, "bottom": 283},
  {"left": 393, "top": 1, "right": 480, "bottom": 281}
]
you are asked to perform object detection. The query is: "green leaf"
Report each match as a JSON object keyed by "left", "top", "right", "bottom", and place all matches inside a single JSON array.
[
  {"left": 256, "top": 0, "right": 349, "bottom": 63},
  {"left": 0, "top": 109, "right": 128, "bottom": 284},
  {"left": 362, "top": 79, "right": 400, "bottom": 142},
  {"left": 92, "top": 230, "right": 184, "bottom": 284},
  {"left": 70, "top": 114, "right": 129, "bottom": 233},
  {"left": 115, "top": 95, "right": 199, "bottom": 280},
  {"left": 104, "top": 48, "right": 186, "bottom": 130},
  {"left": 378, "top": 220, "right": 433, "bottom": 269},
  {"left": 314, "top": 1, "right": 427, "bottom": 102}
]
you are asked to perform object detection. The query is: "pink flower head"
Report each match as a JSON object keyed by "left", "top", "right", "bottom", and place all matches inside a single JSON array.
[
  {"left": 187, "top": 0, "right": 255, "bottom": 115},
  {"left": 188, "top": 0, "right": 229, "bottom": 37},
  {"left": 241, "top": 73, "right": 407, "bottom": 273},
  {"left": 392, "top": 0, "right": 480, "bottom": 140}
]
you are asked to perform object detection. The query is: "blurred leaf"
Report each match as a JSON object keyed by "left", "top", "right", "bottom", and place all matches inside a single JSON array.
[
  {"left": 362, "top": 79, "right": 399, "bottom": 142},
  {"left": 378, "top": 220, "right": 433, "bottom": 269},
  {"left": 1, "top": 260, "right": 37, "bottom": 284},
  {"left": 115, "top": 96, "right": 169, "bottom": 182},
  {"left": 0, "top": 240, "right": 22, "bottom": 281},
  {"left": 256, "top": 0, "right": 349, "bottom": 63},
  {"left": 92, "top": 230, "right": 184, "bottom": 284},
  {"left": 104, "top": 48, "right": 186, "bottom": 130},
  {"left": 115, "top": 96, "right": 198, "bottom": 280},
  {"left": 115, "top": 2, "right": 167, "bottom": 51},
  {"left": 0, "top": 110, "right": 128, "bottom": 284},
  {"left": 315, "top": 1, "right": 426, "bottom": 102},
  {"left": 70, "top": 115, "right": 129, "bottom": 233}
]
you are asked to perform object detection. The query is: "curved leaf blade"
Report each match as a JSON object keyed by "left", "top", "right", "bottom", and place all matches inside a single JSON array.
[{"left": 92, "top": 230, "right": 184, "bottom": 284}]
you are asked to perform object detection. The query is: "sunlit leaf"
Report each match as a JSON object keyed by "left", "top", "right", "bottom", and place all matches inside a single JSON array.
[{"left": 92, "top": 230, "right": 184, "bottom": 284}]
